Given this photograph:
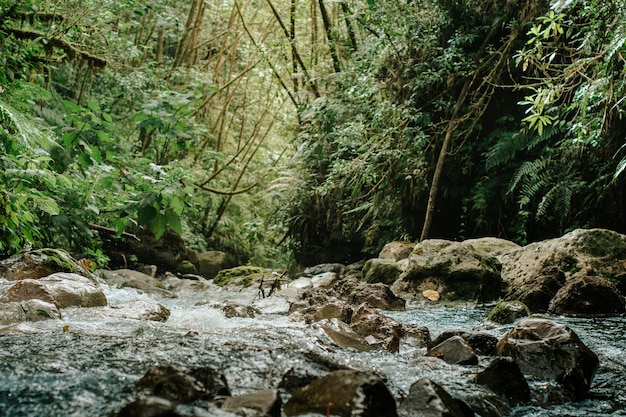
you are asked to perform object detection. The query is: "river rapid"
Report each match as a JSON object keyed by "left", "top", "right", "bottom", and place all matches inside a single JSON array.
[{"left": 0, "top": 280, "right": 625, "bottom": 417}]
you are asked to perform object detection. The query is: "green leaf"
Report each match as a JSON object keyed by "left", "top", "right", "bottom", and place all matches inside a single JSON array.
[
  {"left": 151, "top": 212, "right": 166, "bottom": 239},
  {"left": 165, "top": 208, "right": 182, "bottom": 234}
]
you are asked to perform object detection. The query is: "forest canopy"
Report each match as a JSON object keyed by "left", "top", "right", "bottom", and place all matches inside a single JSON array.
[{"left": 1, "top": 0, "right": 625, "bottom": 267}]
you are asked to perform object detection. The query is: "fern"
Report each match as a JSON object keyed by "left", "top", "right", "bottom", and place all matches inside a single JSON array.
[{"left": 507, "top": 158, "right": 552, "bottom": 196}]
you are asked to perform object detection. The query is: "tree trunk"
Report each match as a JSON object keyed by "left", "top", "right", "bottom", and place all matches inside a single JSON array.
[
  {"left": 419, "top": 80, "right": 471, "bottom": 241},
  {"left": 318, "top": 0, "right": 340, "bottom": 73}
]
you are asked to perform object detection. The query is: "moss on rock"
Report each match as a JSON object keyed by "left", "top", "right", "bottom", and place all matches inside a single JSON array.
[
  {"left": 214, "top": 266, "right": 268, "bottom": 287},
  {"left": 487, "top": 301, "right": 531, "bottom": 324}
]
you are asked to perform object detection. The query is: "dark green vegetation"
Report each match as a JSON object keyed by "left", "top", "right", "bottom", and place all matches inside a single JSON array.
[{"left": 1, "top": 0, "right": 625, "bottom": 267}]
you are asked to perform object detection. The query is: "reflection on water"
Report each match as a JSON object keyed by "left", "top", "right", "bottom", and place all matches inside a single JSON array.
[{"left": 0, "top": 285, "right": 625, "bottom": 417}]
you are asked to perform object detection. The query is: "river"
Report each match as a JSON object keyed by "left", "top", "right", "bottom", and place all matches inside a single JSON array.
[{"left": 0, "top": 281, "right": 625, "bottom": 416}]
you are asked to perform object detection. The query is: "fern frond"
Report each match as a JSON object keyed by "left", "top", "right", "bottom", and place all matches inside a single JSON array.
[{"left": 507, "top": 158, "right": 551, "bottom": 195}]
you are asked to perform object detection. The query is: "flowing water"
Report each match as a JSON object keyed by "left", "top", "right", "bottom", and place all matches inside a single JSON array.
[{"left": 0, "top": 280, "right": 625, "bottom": 417}]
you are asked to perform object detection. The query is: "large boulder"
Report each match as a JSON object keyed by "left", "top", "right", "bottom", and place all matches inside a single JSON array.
[
  {"left": 0, "top": 248, "right": 93, "bottom": 281},
  {"left": 284, "top": 370, "right": 397, "bottom": 417},
  {"left": 362, "top": 258, "right": 401, "bottom": 285},
  {"left": 348, "top": 282, "right": 406, "bottom": 311},
  {"left": 500, "top": 228, "right": 626, "bottom": 315},
  {"left": 196, "top": 251, "right": 230, "bottom": 279},
  {"left": 394, "top": 239, "right": 504, "bottom": 302},
  {"left": 379, "top": 241, "right": 415, "bottom": 262},
  {"left": 548, "top": 276, "right": 625, "bottom": 316},
  {"left": 38, "top": 272, "right": 107, "bottom": 308},
  {"left": 99, "top": 269, "right": 176, "bottom": 298},
  {"left": 494, "top": 318, "right": 599, "bottom": 400}
]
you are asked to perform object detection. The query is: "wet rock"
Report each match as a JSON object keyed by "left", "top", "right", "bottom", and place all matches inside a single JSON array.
[
  {"left": 428, "top": 330, "right": 498, "bottom": 356},
  {"left": 284, "top": 370, "right": 397, "bottom": 417},
  {"left": 318, "top": 318, "right": 374, "bottom": 352},
  {"left": 476, "top": 357, "right": 530, "bottom": 406},
  {"left": 188, "top": 366, "right": 231, "bottom": 398},
  {"left": 279, "top": 358, "right": 344, "bottom": 393},
  {"left": 39, "top": 272, "right": 107, "bottom": 308},
  {"left": 350, "top": 303, "right": 403, "bottom": 353},
  {"left": 395, "top": 240, "right": 503, "bottom": 302},
  {"left": 0, "top": 299, "right": 61, "bottom": 325},
  {"left": 508, "top": 266, "right": 565, "bottom": 312},
  {"left": 348, "top": 283, "right": 406, "bottom": 311},
  {"left": 312, "top": 302, "right": 352, "bottom": 322},
  {"left": 135, "top": 365, "right": 205, "bottom": 403},
  {"left": 104, "top": 300, "right": 171, "bottom": 321},
  {"left": 400, "top": 323, "right": 431, "bottom": 348},
  {"left": 303, "top": 263, "right": 345, "bottom": 276},
  {"left": 252, "top": 295, "right": 291, "bottom": 315},
  {"left": 196, "top": 250, "right": 230, "bottom": 279},
  {"left": 116, "top": 396, "right": 181, "bottom": 417},
  {"left": 310, "top": 271, "right": 339, "bottom": 288},
  {"left": 486, "top": 301, "right": 531, "bottom": 324},
  {"left": 221, "top": 389, "right": 281, "bottom": 417},
  {"left": 500, "top": 228, "right": 626, "bottom": 315},
  {"left": 398, "top": 378, "right": 474, "bottom": 417},
  {"left": 548, "top": 276, "right": 625, "bottom": 316},
  {"left": 0, "top": 278, "right": 56, "bottom": 305},
  {"left": 494, "top": 318, "right": 599, "bottom": 399},
  {"left": 213, "top": 266, "right": 268, "bottom": 289},
  {"left": 362, "top": 258, "right": 401, "bottom": 285},
  {"left": 379, "top": 241, "right": 415, "bottom": 262},
  {"left": 426, "top": 335, "right": 478, "bottom": 365},
  {"left": 0, "top": 248, "right": 90, "bottom": 281},
  {"left": 220, "top": 302, "right": 259, "bottom": 318},
  {"left": 99, "top": 269, "right": 176, "bottom": 299}
]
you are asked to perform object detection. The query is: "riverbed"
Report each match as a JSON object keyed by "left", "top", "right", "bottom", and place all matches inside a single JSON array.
[{"left": 0, "top": 282, "right": 625, "bottom": 416}]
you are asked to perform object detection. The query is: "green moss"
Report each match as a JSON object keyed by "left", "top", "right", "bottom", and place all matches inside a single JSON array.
[
  {"left": 178, "top": 260, "right": 198, "bottom": 274},
  {"left": 37, "top": 248, "right": 78, "bottom": 273},
  {"left": 214, "top": 266, "right": 267, "bottom": 287},
  {"left": 487, "top": 301, "right": 531, "bottom": 324}
]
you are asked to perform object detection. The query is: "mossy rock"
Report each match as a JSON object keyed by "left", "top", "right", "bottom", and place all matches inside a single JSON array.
[
  {"left": 362, "top": 258, "right": 401, "bottom": 285},
  {"left": 487, "top": 301, "right": 531, "bottom": 324},
  {"left": 214, "top": 266, "right": 268, "bottom": 287},
  {"left": 178, "top": 260, "right": 198, "bottom": 274}
]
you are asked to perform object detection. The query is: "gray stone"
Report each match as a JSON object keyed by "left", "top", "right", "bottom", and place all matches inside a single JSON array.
[{"left": 284, "top": 370, "right": 397, "bottom": 417}]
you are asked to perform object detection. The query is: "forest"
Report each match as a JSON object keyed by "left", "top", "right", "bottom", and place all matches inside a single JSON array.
[{"left": 1, "top": 0, "right": 625, "bottom": 268}]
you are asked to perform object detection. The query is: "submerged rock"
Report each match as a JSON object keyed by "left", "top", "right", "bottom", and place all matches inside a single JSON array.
[
  {"left": 494, "top": 318, "right": 599, "bottom": 400},
  {"left": 103, "top": 300, "right": 171, "bottom": 322},
  {"left": 284, "top": 370, "right": 397, "bottom": 417}
]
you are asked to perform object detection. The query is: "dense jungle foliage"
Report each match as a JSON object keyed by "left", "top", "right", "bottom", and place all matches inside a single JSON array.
[{"left": 1, "top": 0, "right": 625, "bottom": 267}]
